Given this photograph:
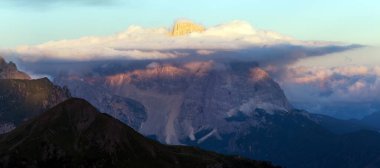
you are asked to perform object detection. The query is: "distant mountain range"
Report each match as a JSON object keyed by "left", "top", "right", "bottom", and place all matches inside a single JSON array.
[
  {"left": 0, "top": 98, "right": 277, "bottom": 168},
  {"left": 293, "top": 101, "right": 380, "bottom": 120}
]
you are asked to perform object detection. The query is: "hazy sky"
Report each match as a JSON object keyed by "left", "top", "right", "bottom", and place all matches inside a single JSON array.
[{"left": 0, "top": 0, "right": 379, "bottom": 48}]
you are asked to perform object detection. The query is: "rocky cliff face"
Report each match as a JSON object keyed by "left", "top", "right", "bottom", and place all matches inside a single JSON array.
[
  {"left": 0, "top": 57, "right": 30, "bottom": 80},
  {"left": 0, "top": 98, "right": 278, "bottom": 168},
  {"left": 55, "top": 75, "right": 147, "bottom": 131},
  {"left": 56, "top": 61, "right": 291, "bottom": 144}
]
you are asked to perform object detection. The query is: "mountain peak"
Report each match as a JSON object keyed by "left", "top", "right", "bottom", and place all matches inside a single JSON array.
[
  {"left": 0, "top": 57, "right": 31, "bottom": 80},
  {"left": 171, "top": 19, "right": 205, "bottom": 36},
  {"left": 32, "top": 98, "right": 115, "bottom": 134},
  {"left": 250, "top": 67, "right": 270, "bottom": 81}
]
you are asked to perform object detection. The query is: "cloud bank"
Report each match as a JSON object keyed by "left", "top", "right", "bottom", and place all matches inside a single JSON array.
[
  {"left": 2, "top": 20, "right": 351, "bottom": 62},
  {"left": 280, "top": 58, "right": 380, "bottom": 119},
  {"left": 2, "top": 20, "right": 371, "bottom": 119},
  {"left": 282, "top": 65, "right": 380, "bottom": 102}
]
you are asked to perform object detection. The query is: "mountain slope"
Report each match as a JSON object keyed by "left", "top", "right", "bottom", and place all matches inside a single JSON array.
[
  {"left": 0, "top": 78, "right": 71, "bottom": 134},
  {"left": 310, "top": 113, "right": 377, "bottom": 134},
  {"left": 0, "top": 57, "right": 70, "bottom": 134},
  {"left": 0, "top": 98, "right": 277, "bottom": 168},
  {"left": 0, "top": 57, "right": 30, "bottom": 80},
  {"left": 190, "top": 109, "right": 380, "bottom": 168}
]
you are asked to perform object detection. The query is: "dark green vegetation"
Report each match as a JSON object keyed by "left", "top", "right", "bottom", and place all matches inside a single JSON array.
[
  {"left": 0, "top": 78, "right": 70, "bottom": 126},
  {"left": 0, "top": 98, "right": 278, "bottom": 168}
]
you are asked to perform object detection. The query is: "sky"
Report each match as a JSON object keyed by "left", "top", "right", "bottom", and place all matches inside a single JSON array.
[
  {"left": 0, "top": 0, "right": 379, "bottom": 119},
  {"left": 0, "top": 0, "right": 379, "bottom": 48}
]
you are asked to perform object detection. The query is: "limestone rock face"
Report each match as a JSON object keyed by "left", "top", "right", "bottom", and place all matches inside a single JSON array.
[
  {"left": 55, "top": 61, "right": 291, "bottom": 144},
  {"left": 171, "top": 20, "right": 205, "bottom": 36},
  {"left": 0, "top": 56, "right": 31, "bottom": 80}
]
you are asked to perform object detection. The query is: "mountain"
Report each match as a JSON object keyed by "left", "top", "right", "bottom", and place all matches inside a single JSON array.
[
  {"left": 55, "top": 74, "right": 147, "bottom": 131},
  {"left": 0, "top": 98, "right": 277, "bottom": 168},
  {"left": 292, "top": 101, "right": 380, "bottom": 120},
  {"left": 191, "top": 109, "right": 380, "bottom": 168},
  {"left": 0, "top": 57, "right": 70, "bottom": 134},
  {"left": 0, "top": 78, "right": 71, "bottom": 134},
  {"left": 0, "top": 57, "right": 30, "bottom": 80},
  {"left": 310, "top": 113, "right": 377, "bottom": 134},
  {"left": 56, "top": 61, "right": 291, "bottom": 144},
  {"left": 309, "top": 110, "right": 380, "bottom": 134},
  {"left": 53, "top": 60, "right": 380, "bottom": 168}
]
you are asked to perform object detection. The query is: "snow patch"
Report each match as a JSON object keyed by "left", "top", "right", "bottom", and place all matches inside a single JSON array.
[
  {"left": 238, "top": 98, "right": 288, "bottom": 115},
  {"left": 188, "top": 126, "right": 196, "bottom": 141},
  {"left": 197, "top": 129, "right": 221, "bottom": 144}
]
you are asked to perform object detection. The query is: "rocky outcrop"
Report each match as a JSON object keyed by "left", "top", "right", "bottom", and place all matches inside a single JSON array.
[
  {"left": 171, "top": 20, "right": 205, "bottom": 36},
  {"left": 0, "top": 57, "right": 31, "bottom": 80}
]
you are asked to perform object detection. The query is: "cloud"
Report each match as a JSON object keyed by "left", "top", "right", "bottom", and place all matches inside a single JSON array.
[
  {"left": 2, "top": 20, "right": 355, "bottom": 62},
  {"left": 348, "top": 80, "right": 366, "bottom": 92},
  {"left": 282, "top": 65, "right": 380, "bottom": 102},
  {"left": 265, "top": 46, "right": 380, "bottom": 118},
  {"left": 334, "top": 66, "right": 370, "bottom": 76}
]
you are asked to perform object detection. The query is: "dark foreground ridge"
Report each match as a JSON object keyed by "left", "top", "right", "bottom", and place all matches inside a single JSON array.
[{"left": 0, "top": 98, "right": 278, "bottom": 168}]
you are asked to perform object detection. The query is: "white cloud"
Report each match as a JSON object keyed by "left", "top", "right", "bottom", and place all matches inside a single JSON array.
[
  {"left": 282, "top": 65, "right": 380, "bottom": 102},
  {"left": 4, "top": 20, "right": 337, "bottom": 61}
]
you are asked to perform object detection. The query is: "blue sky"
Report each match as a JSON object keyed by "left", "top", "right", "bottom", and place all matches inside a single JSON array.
[{"left": 0, "top": 0, "right": 379, "bottom": 48}]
